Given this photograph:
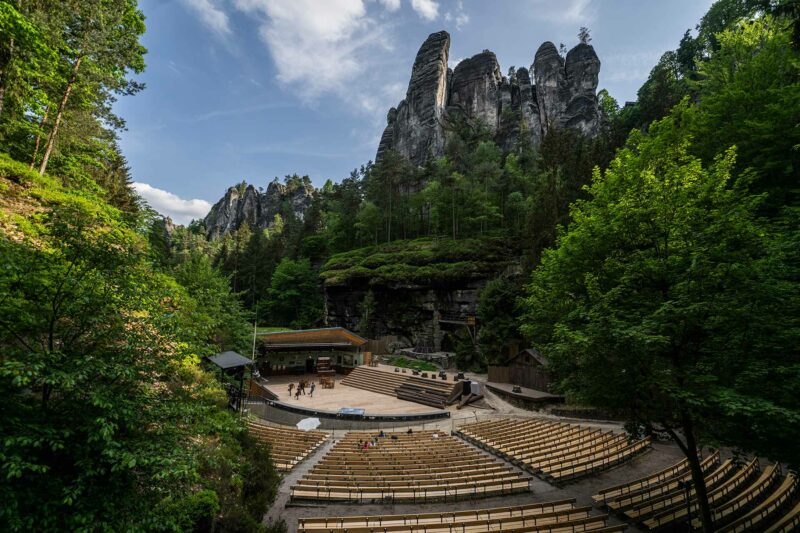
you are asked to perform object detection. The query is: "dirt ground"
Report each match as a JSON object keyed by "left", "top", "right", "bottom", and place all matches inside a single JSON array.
[{"left": 261, "top": 383, "right": 686, "bottom": 532}]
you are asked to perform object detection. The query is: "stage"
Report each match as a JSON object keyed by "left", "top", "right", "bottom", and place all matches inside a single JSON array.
[{"left": 260, "top": 373, "right": 441, "bottom": 415}]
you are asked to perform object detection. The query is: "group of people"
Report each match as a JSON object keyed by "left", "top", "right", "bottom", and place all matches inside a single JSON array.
[
  {"left": 287, "top": 379, "right": 315, "bottom": 399},
  {"left": 357, "top": 428, "right": 419, "bottom": 450},
  {"left": 357, "top": 437, "right": 380, "bottom": 450}
]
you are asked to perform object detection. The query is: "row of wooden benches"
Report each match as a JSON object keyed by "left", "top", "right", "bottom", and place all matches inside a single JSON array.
[
  {"left": 290, "top": 430, "right": 530, "bottom": 502},
  {"left": 593, "top": 451, "right": 799, "bottom": 531},
  {"left": 246, "top": 420, "right": 328, "bottom": 471},
  {"left": 455, "top": 418, "right": 651, "bottom": 483},
  {"left": 340, "top": 366, "right": 456, "bottom": 408},
  {"left": 297, "top": 498, "right": 627, "bottom": 532}
]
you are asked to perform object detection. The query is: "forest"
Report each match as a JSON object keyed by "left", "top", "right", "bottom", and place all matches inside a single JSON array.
[{"left": 0, "top": 0, "right": 798, "bottom": 531}]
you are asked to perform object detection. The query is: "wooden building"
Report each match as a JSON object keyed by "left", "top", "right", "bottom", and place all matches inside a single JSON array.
[
  {"left": 257, "top": 327, "right": 368, "bottom": 375},
  {"left": 488, "top": 348, "right": 553, "bottom": 392}
]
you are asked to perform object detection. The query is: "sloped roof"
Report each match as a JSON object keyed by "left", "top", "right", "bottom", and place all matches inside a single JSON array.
[
  {"left": 258, "top": 327, "right": 367, "bottom": 347},
  {"left": 506, "top": 348, "right": 549, "bottom": 367},
  {"left": 207, "top": 351, "right": 253, "bottom": 369}
]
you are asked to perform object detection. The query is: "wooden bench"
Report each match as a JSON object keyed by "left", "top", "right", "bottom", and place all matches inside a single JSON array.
[
  {"left": 246, "top": 420, "right": 327, "bottom": 471},
  {"left": 297, "top": 500, "right": 625, "bottom": 532},
  {"left": 624, "top": 458, "right": 735, "bottom": 520},
  {"left": 298, "top": 498, "right": 577, "bottom": 529},
  {"left": 605, "top": 452, "right": 721, "bottom": 511},
  {"left": 642, "top": 458, "right": 759, "bottom": 530},
  {"left": 691, "top": 463, "right": 779, "bottom": 529},
  {"left": 765, "top": 500, "right": 800, "bottom": 533},
  {"left": 718, "top": 474, "right": 797, "bottom": 533},
  {"left": 291, "top": 431, "right": 529, "bottom": 503},
  {"left": 456, "top": 418, "right": 650, "bottom": 483}
]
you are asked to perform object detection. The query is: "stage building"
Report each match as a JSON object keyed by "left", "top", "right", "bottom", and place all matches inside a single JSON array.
[{"left": 256, "top": 327, "right": 369, "bottom": 375}]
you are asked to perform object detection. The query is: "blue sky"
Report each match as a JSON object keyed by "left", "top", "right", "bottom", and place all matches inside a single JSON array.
[{"left": 118, "top": 0, "right": 714, "bottom": 223}]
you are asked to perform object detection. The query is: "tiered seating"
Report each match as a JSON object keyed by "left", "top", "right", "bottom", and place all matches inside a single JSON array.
[
  {"left": 341, "top": 366, "right": 457, "bottom": 408},
  {"left": 598, "top": 452, "right": 722, "bottom": 513},
  {"left": 246, "top": 420, "right": 328, "bottom": 471},
  {"left": 718, "top": 473, "right": 797, "bottom": 533},
  {"left": 297, "top": 499, "right": 627, "bottom": 532},
  {"left": 640, "top": 458, "right": 757, "bottom": 529},
  {"left": 766, "top": 500, "right": 800, "bottom": 533},
  {"left": 594, "top": 453, "right": 799, "bottom": 531},
  {"left": 340, "top": 366, "right": 409, "bottom": 396},
  {"left": 290, "top": 430, "right": 530, "bottom": 503},
  {"left": 455, "top": 418, "right": 651, "bottom": 483},
  {"left": 396, "top": 381, "right": 452, "bottom": 408}
]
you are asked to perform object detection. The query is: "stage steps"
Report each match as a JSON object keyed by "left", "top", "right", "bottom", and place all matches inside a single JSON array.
[{"left": 341, "top": 366, "right": 457, "bottom": 409}]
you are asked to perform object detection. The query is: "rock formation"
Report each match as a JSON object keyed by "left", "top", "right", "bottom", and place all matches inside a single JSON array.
[
  {"left": 376, "top": 31, "right": 602, "bottom": 165},
  {"left": 203, "top": 179, "right": 314, "bottom": 239},
  {"left": 376, "top": 31, "right": 450, "bottom": 166}
]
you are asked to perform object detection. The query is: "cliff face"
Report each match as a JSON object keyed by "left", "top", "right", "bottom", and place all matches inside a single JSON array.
[
  {"left": 203, "top": 180, "right": 314, "bottom": 239},
  {"left": 320, "top": 237, "right": 517, "bottom": 350},
  {"left": 376, "top": 31, "right": 451, "bottom": 166},
  {"left": 377, "top": 31, "right": 602, "bottom": 165}
]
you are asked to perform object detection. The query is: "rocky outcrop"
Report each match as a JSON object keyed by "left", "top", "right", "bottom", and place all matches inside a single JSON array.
[
  {"left": 376, "top": 31, "right": 450, "bottom": 166},
  {"left": 325, "top": 282, "right": 485, "bottom": 352},
  {"left": 448, "top": 50, "right": 503, "bottom": 134},
  {"left": 376, "top": 32, "right": 603, "bottom": 165},
  {"left": 203, "top": 179, "right": 314, "bottom": 239}
]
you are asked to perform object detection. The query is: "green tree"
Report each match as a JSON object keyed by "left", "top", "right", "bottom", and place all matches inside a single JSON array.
[
  {"left": 171, "top": 250, "right": 251, "bottom": 352},
  {"left": 522, "top": 108, "right": 800, "bottom": 531},
  {"left": 0, "top": 155, "right": 276, "bottom": 530},
  {"left": 0, "top": 2, "right": 56, "bottom": 126},
  {"left": 477, "top": 276, "right": 522, "bottom": 364},
  {"left": 688, "top": 15, "right": 799, "bottom": 210},
  {"left": 33, "top": 0, "right": 147, "bottom": 175},
  {"left": 266, "top": 257, "right": 323, "bottom": 329},
  {"left": 355, "top": 201, "right": 382, "bottom": 245}
]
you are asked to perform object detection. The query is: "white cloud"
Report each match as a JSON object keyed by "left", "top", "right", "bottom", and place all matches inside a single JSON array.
[
  {"left": 232, "top": 0, "right": 400, "bottom": 112},
  {"left": 180, "top": 0, "right": 231, "bottom": 36},
  {"left": 378, "top": 0, "right": 401, "bottom": 11},
  {"left": 444, "top": 0, "right": 468, "bottom": 30},
  {"left": 527, "top": 0, "right": 594, "bottom": 25},
  {"left": 133, "top": 183, "right": 212, "bottom": 225},
  {"left": 411, "top": 0, "right": 438, "bottom": 21}
]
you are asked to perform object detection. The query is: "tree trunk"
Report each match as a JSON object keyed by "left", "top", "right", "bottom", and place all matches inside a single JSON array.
[
  {"left": 682, "top": 413, "right": 715, "bottom": 532},
  {"left": 39, "top": 55, "right": 83, "bottom": 176},
  {"left": 667, "top": 413, "right": 715, "bottom": 532},
  {"left": 30, "top": 106, "right": 50, "bottom": 169}
]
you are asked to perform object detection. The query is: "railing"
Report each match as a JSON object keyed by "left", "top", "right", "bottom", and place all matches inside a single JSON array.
[{"left": 246, "top": 396, "right": 450, "bottom": 422}]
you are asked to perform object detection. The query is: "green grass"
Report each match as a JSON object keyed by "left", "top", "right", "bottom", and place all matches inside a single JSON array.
[
  {"left": 320, "top": 237, "right": 515, "bottom": 286},
  {"left": 389, "top": 356, "right": 439, "bottom": 372},
  {"left": 255, "top": 326, "right": 291, "bottom": 334}
]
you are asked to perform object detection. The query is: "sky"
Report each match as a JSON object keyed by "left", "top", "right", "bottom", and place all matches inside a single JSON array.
[{"left": 117, "top": 0, "right": 715, "bottom": 224}]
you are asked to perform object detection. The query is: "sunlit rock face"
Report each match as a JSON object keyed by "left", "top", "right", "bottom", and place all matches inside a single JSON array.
[
  {"left": 376, "top": 31, "right": 451, "bottom": 167},
  {"left": 203, "top": 180, "right": 314, "bottom": 239},
  {"left": 376, "top": 31, "right": 602, "bottom": 165}
]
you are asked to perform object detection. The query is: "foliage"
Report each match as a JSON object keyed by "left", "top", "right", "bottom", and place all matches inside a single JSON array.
[
  {"left": 266, "top": 257, "right": 323, "bottom": 329},
  {"left": 477, "top": 276, "right": 523, "bottom": 364},
  {"left": 687, "top": 15, "right": 800, "bottom": 210},
  {"left": 320, "top": 237, "right": 515, "bottom": 287},
  {"left": 388, "top": 356, "right": 439, "bottom": 372},
  {"left": 0, "top": 0, "right": 146, "bottom": 220},
  {"left": 522, "top": 105, "right": 800, "bottom": 529},
  {"left": 0, "top": 145, "right": 276, "bottom": 533}
]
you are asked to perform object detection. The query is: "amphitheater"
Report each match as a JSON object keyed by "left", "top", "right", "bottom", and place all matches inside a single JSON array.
[{"left": 246, "top": 364, "right": 799, "bottom": 532}]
